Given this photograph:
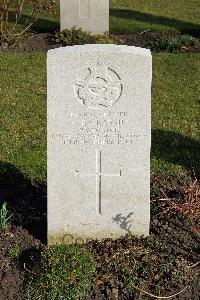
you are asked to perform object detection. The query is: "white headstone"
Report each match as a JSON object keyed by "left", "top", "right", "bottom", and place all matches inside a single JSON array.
[
  {"left": 47, "top": 44, "right": 152, "bottom": 244},
  {"left": 60, "top": 0, "right": 109, "bottom": 34}
]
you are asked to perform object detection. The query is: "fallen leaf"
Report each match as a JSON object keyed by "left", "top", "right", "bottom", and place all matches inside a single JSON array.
[
  {"left": 112, "top": 287, "right": 119, "bottom": 299},
  {"left": 96, "top": 279, "right": 104, "bottom": 286}
]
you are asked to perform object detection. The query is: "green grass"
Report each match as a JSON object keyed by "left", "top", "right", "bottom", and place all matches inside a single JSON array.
[
  {"left": 152, "top": 53, "right": 200, "bottom": 177},
  {"left": 0, "top": 53, "right": 46, "bottom": 181},
  {"left": 7, "top": 0, "right": 200, "bottom": 35},
  {"left": 28, "top": 245, "right": 96, "bottom": 300},
  {"left": 110, "top": 0, "right": 200, "bottom": 35},
  {"left": 0, "top": 53, "right": 199, "bottom": 181},
  {"left": 6, "top": 244, "right": 21, "bottom": 260}
]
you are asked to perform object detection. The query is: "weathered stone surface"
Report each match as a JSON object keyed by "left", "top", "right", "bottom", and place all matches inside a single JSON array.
[
  {"left": 60, "top": 0, "right": 109, "bottom": 34},
  {"left": 47, "top": 44, "right": 152, "bottom": 244}
]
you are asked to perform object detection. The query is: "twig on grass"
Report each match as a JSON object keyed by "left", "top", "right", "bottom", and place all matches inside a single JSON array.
[
  {"left": 188, "top": 261, "right": 200, "bottom": 269},
  {"left": 133, "top": 285, "right": 188, "bottom": 299},
  {"left": 112, "top": 249, "right": 131, "bottom": 258},
  {"left": 23, "top": 263, "right": 36, "bottom": 275},
  {"left": 139, "top": 29, "right": 150, "bottom": 34},
  {"left": 150, "top": 198, "right": 169, "bottom": 202}
]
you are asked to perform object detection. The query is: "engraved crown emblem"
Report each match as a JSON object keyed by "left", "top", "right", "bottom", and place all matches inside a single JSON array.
[{"left": 74, "top": 63, "right": 123, "bottom": 110}]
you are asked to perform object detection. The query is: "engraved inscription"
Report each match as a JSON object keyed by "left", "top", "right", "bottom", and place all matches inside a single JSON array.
[
  {"left": 75, "top": 63, "right": 123, "bottom": 110},
  {"left": 75, "top": 150, "right": 121, "bottom": 215},
  {"left": 79, "top": 0, "right": 90, "bottom": 18},
  {"left": 51, "top": 111, "right": 149, "bottom": 146}
]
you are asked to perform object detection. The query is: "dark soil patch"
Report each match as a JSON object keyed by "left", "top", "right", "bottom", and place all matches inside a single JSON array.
[
  {"left": 0, "top": 33, "right": 57, "bottom": 53},
  {"left": 0, "top": 225, "right": 41, "bottom": 300},
  {"left": 116, "top": 32, "right": 200, "bottom": 52},
  {"left": 0, "top": 32, "right": 199, "bottom": 53},
  {"left": 0, "top": 163, "right": 47, "bottom": 242},
  {"left": 86, "top": 174, "right": 200, "bottom": 299},
  {"left": 0, "top": 170, "right": 199, "bottom": 300},
  {"left": 0, "top": 163, "right": 45, "bottom": 300}
]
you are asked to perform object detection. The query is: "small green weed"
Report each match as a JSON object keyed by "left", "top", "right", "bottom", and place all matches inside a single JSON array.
[
  {"left": 94, "top": 34, "right": 117, "bottom": 44},
  {"left": 53, "top": 28, "right": 120, "bottom": 46},
  {"left": 0, "top": 202, "right": 12, "bottom": 230},
  {"left": 150, "top": 35, "right": 199, "bottom": 53},
  {"left": 53, "top": 26, "right": 90, "bottom": 46},
  {"left": 6, "top": 244, "right": 21, "bottom": 260},
  {"left": 28, "top": 244, "right": 96, "bottom": 300}
]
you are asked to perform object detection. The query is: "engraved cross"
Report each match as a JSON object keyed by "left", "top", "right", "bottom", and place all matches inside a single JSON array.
[{"left": 75, "top": 150, "right": 122, "bottom": 215}]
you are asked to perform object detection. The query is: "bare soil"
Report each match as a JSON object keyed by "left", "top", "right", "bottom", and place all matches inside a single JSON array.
[
  {"left": 0, "top": 170, "right": 199, "bottom": 300},
  {"left": 0, "top": 32, "right": 199, "bottom": 53}
]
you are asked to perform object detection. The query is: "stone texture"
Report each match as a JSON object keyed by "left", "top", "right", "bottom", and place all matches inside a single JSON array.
[
  {"left": 60, "top": 0, "right": 109, "bottom": 34},
  {"left": 47, "top": 44, "right": 152, "bottom": 244}
]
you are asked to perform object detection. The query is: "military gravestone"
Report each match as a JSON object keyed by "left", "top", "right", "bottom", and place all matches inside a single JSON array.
[
  {"left": 60, "top": 0, "right": 109, "bottom": 34},
  {"left": 47, "top": 44, "right": 152, "bottom": 244}
]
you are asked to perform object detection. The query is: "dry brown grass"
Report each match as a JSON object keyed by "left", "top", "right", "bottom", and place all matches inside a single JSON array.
[{"left": 158, "top": 178, "right": 200, "bottom": 233}]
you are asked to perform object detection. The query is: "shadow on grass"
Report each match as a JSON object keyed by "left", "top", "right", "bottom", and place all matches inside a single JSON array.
[
  {"left": 31, "top": 17, "right": 59, "bottom": 33},
  {"left": 8, "top": 11, "right": 59, "bottom": 33},
  {"left": 0, "top": 162, "right": 47, "bottom": 243},
  {"left": 152, "top": 129, "right": 200, "bottom": 177},
  {"left": 110, "top": 8, "right": 200, "bottom": 37},
  {"left": 9, "top": 8, "right": 200, "bottom": 36}
]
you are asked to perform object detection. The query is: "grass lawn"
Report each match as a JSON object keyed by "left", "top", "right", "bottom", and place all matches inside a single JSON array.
[
  {"left": 0, "top": 53, "right": 199, "bottom": 181},
  {"left": 110, "top": 0, "right": 200, "bottom": 35},
  {"left": 8, "top": 0, "right": 200, "bottom": 35},
  {"left": 0, "top": 53, "right": 46, "bottom": 181}
]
